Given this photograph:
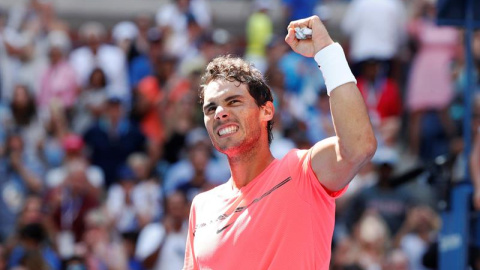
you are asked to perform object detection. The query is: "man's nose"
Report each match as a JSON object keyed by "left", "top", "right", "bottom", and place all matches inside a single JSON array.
[{"left": 215, "top": 106, "right": 229, "bottom": 119}]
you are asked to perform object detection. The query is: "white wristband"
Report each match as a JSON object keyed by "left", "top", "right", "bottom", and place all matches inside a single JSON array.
[{"left": 314, "top": 42, "right": 356, "bottom": 96}]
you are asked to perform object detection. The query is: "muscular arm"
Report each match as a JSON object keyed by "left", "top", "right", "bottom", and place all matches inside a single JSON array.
[
  {"left": 285, "top": 16, "right": 376, "bottom": 192},
  {"left": 310, "top": 83, "right": 376, "bottom": 191}
]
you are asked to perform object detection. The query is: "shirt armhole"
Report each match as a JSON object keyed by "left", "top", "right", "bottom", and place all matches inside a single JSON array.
[
  {"left": 305, "top": 148, "right": 348, "bottom": 199},
  {"left": 319, "top": 182, "right": 348, "bottom": 198}
]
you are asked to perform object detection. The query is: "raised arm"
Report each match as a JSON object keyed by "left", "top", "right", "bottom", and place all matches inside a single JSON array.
[{"left": 285, "top": 16, "right": 376, "bottom": 192}]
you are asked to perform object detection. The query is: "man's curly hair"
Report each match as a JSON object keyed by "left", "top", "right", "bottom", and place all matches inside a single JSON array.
[{"left": 199, "top": 55, "right": 274, "bottom": 145}]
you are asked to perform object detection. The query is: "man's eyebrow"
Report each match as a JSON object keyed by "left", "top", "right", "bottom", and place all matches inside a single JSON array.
[
  {"left": 224, "top": 95, "right": 244, "bottom": 102},
  {"left": 203, "top": 95, "right": 245, "bottom": 112}
]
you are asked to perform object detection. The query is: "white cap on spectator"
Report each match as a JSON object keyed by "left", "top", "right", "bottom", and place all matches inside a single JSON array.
[
  {"left": 79, "top": 21, "right": 107, "bottom": 41},
  {"left": 212, "top": 28, "right": 230, "bottom": 45},
  {"left": 112, "top": 21, "right": 138, "bottom": 42},
  {"left": 47, "top": 30, "right": 71, "bottom": 53},
  {"left": 3, "top": 27, "right": 29, "bottom": 48},
  {"left": 180, "top": 55, "right": 206, "bottom": 77}
]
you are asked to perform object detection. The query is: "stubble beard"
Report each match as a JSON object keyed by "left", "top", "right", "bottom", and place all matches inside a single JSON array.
[{"left": 211, "top": 128, "right": 263, "bottom": 163}]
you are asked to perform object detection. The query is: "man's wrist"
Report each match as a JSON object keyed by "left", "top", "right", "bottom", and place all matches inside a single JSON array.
[
  {"left": 314, "top": 42, "right": 356, "bottom": 96},
  {"left": 314, "top": 38, "right": 334, "bottom": 55}
]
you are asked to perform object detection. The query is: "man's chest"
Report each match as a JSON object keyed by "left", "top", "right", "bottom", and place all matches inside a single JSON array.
[{"left": 191, "top": 176, "right": 311, "bottom": 260}]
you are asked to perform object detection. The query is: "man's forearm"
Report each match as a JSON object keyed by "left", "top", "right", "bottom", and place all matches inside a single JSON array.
[{"left": 330, "top": 82, "right": 376, "bottom": 165}]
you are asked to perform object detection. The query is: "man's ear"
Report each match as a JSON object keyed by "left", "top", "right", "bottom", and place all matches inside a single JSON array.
[{"left": 261, "top": 101, "right": 275, "bottom": 122}]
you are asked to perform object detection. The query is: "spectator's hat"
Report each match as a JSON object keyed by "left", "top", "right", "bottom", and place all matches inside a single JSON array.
[
  {"left": 117, "top": 165, "right": 136, "bottom": 181},
  {"left": 62, "top": 134, "right": 84, "bottom": 152},
  {"left": 79, "top": 21, "right": 106, "bottom": 41},
  {"left": 112, "top": 21, "right": 138, "bottom": 42},
  {"left": 106, "top": 94, "right": 124, "bottom": 105},
  {"left": 47, "top": 30, "right": 71, "bottom": 53},
  {"left": 211, "top": 28, "right": 230, "bottom": 45}
]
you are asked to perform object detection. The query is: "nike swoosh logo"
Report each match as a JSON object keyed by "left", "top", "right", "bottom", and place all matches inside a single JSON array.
[
  {"left": 194, "top": 177, "right": 292, "bottom": 236},
  {"left": 216, "top": 224, "right": 232, "bottom": 234}
]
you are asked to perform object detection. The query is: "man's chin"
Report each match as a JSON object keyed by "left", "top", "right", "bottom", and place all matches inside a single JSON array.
[{"left": 214, "top": 143, "right": 242, "bottom": 156}]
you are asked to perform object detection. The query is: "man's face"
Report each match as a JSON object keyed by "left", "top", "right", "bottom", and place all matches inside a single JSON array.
[
  {"left": 107, "top": 102, "right": 123, "bottom": 123},
  {"left": 203, "top": 79, "right": 269, "bottom": 156}
]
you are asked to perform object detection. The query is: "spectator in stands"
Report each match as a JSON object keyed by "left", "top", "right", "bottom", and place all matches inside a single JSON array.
[
  {"left": 0, "top": 84, "right": 45, "bottom": 156},
  {"left": 83, "top": 96, "right": 146, "bottom": 187},
  {"left": 112, "top": 21, "right": 138, "bottom": 59},
  {"left": 36, "top": 100, "right": 69, "bottom": 170},
  {"left": 345, "top": 147, "right": 414, "bottom": 236},
  {"left": 357, "top": 59, "right": 402, "bottom": 147},
  {"left": 163, "top": 127, "right": 229, "bottom": 198},
  {"left": 276, "top": 39, "right": 325, "bottom": 117},
  {"left": 129, "top": 27, "right": 164, "bottom": 89},
  {"left": 70, "top": 21, "right": 129, "bottom": 103},
  {"left": 133, "top": 53, "right": 191, "bottom": 160},
  {"left": 264, "top": 66, "right": 298, "bottom": 158},
  {"left": 281, "top": 0, "right": 317, "bottom": 23},
  {"left": 305, "top": 89, "right": 335, "bottom": 145},
  {"left": 72, "top": 67, "right": 109, "bottom": 134},
  {"left": 106, "top": 165, "right": 157, "bottom": 233},
  {"left": 332, "top": 212, "right": 391, "bottom": 270},
  {"left": 122, "top": 232, "right": 145, "bottom": 270},
  {"left": 48, "top": 161, "right": 99, "bottom": 251},
  {"left": 382, "top": 249, "right": 410, "bottom": 270},
  {"left": 7, "top": 223, "right": 61, "bottom": 270},
  {"left": 15, "top": 195, "right": 53, "bottom": 242},
  {"left": 132, "top": 14, "right": 154, "bottom": 58},
  {"left": 37, "top": 30, "right": 77, "bottom": 118},
  {"left": 173, "top": 140, "right": 215, "bottom": 202},
  {"left": 162, "top": 73, "right": 203, "bottom": 164},
  {"left": 45, "top": 133, "right": 104, "bottom": 196},
  {"left": 80, "top": 208, "right": 128, "bottom": 270},
  {"left": 135, "top": 190, "right": 189, "bottom": 270},
  {"left": 155, "top": 0, "right": 211, "bottom": 57},
  {"left": 0, "top": 131, "right": 43, "bottom": 243},
  {"left": 245, "top": 1, "right": 273, "bottom": 73},
  {"left": 394, "top": 205, "right": 440, "bottom": 270},
  {"left": 127, "top": 152, "right": 163, "bottom": 222},
  {"left": 3, "top": 31, "right": 47, "bottom": 99},
  {"left": 131, "top": 70, "right": 165, "bottom": 151},
  {"left": 341, "top": 0, "right": 407, "bottom": 78},
  {"left": 335, "top": 159, "right": 378, "bottom": 241},
  {"left": 406, "top": 0, "right": 459, "bottom": 158}
]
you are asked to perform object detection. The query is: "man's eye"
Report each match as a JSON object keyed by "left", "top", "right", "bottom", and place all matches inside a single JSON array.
[
  {"left": 229, "top": 100, "right": 239, "bottom": 105},
  {"left": 207, "top": 107, "right": 216, "bottom": 113}
]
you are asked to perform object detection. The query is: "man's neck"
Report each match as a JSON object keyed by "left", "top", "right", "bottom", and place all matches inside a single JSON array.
[{"left": 227, "top": 144, "right": 275, "bottom": 190}]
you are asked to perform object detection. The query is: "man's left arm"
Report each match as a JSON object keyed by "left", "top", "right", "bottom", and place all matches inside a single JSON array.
[
  {"left": 285, "top": 16, "right": 377, "bottom": 192},
  {"left": 310, "top": 82, "right": 376, "bottom": 192}
]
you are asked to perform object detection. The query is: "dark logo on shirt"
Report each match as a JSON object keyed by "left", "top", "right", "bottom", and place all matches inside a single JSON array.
[{"left": 194, "top": 176, "right": 292, "bottom": 236}]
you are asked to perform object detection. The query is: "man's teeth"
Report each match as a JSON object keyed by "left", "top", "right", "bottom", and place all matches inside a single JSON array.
[{"left": 218, "top": 126, "right": 238, "bottom": 136}]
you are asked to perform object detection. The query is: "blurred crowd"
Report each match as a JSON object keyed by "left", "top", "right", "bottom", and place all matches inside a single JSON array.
[{"left": 0, "top": 0, "right": 479, "bottom": 269}]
